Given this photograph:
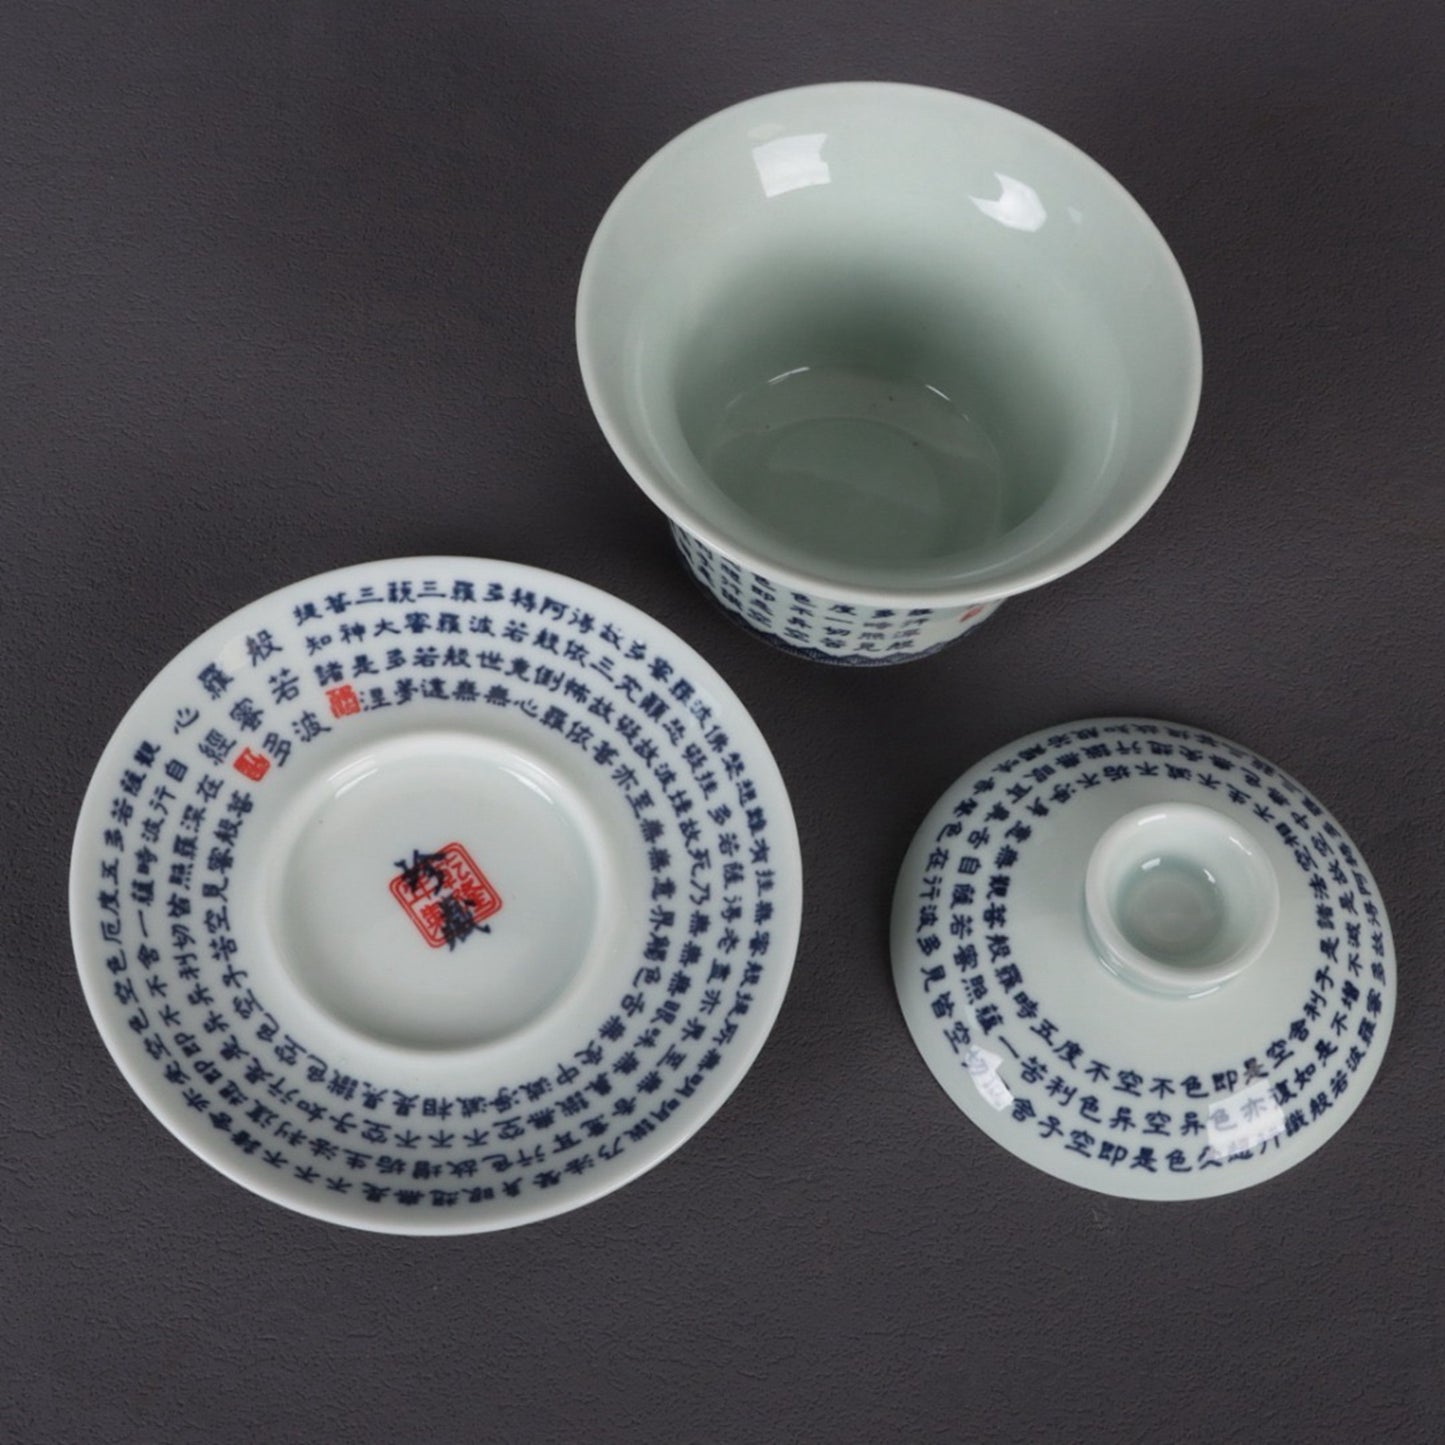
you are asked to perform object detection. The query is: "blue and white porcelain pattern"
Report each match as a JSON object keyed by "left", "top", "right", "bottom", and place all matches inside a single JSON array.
[
  {"left": 891, "top": 718, "right": 1396, "bottom": 1200},
  {"left": 671, "top": 526, "right": 1000, "bottom": 666},
  {"left": 70, "top": 558, "right": 802, "bottom": 1233}
]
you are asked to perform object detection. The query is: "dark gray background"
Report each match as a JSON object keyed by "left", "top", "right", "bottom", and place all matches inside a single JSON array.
[{"left": 3, "top": 2, "right": 1441, "bottom": 1440}]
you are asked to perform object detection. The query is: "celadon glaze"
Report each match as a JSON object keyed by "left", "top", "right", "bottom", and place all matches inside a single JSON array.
[
  {"left": 69, "top": 558, "right": 805, "bottom": 1233},
  {"left": 578, "top": 82, "right": 1202, "bottom": 663},
  {"left": 890, "top": 718, "right": 1396, "bottom": 1200}
]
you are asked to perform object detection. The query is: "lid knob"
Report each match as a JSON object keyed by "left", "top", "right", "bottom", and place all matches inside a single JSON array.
[{"left": 1085, "top": 803, "right": 1280, "bottom": 998}]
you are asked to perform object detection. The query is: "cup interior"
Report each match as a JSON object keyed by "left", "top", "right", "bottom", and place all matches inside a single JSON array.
[
  {"left": 669, "top": 235, "right": 1126, "bottom": 578},
  {"left": 578, "top": 84, "right": 1201, "bottom": 602}
]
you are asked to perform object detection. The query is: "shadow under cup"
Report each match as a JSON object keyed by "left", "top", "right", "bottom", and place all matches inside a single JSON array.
[{"left": 578, "top": 84, "right": 1201, "bottom": 662}]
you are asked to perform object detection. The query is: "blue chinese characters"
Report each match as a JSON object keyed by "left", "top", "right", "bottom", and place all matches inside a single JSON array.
[
  {"left": 895, "top": 719, "right": 1395, "bottom": 1197},
  {"left": 78, "top": 562, "right": 801, "bottom": 1229}
]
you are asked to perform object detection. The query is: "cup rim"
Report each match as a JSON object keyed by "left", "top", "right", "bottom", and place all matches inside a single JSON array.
[{"left": 576, "top": 79, "right": 1203, "bottom": 610}]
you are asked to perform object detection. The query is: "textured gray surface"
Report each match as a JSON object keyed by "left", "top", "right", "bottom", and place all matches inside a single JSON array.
[{"left": 2, "top": 2, "right": 1442, "bottom": 1441}]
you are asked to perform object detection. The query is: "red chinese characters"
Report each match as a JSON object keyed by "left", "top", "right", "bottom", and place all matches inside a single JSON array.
[
  {"left": 233, "top": 748, "right": 270, "bottom": 782},
  {"left": 326, "top": 684, "right": 362, "bottom": 718},
  {"left": 389, "top": 842, "right": 502, "bottom": 949}
]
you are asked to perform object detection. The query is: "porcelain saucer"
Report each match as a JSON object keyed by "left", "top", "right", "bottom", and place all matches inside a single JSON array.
[
  {"left": 71, "top": 558, "right": 802, "bottom": 1232},
  {"left": 891, "top": 718, "right": 1395, "bottom": 1200}
]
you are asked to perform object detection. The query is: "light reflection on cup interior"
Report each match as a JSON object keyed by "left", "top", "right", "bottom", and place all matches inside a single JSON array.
[{"left": 579, "top": 84, "right": 1201, "bottom": 619}]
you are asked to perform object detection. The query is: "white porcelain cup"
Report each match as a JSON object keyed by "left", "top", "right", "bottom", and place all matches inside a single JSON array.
[{"left": 577, "top": 82, "right": 1202, "bottom": 664}]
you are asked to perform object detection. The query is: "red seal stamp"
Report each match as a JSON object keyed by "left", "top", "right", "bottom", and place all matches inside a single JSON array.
[
  {"left": 233, "top": 747, "right": 270, "bottom": 782},
  {"left": 390, "top": 842, "right": 502, "bottom": 949},
  {"left": 326, "top": 684, "right": 362, "bottom": 718}
]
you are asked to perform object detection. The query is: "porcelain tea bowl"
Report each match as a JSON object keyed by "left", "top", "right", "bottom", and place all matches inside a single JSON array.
[{"left": 578, "top": 82, "right": 1202, "bottom": 664}]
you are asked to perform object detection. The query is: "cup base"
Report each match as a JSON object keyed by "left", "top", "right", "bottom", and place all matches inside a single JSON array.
[
  {"left": 671, "top": 524, "right": 1001, "bottom": 665},
  {"left": 711, "top": 598, "right": 974, "bottom": 667}
]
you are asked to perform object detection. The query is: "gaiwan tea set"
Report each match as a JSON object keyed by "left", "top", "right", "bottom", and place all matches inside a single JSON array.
[{"left": 70, "top": 84, "right": 1395, "bottom": 1232}]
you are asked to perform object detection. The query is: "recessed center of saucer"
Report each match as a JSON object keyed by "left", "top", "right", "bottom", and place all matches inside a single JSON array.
[
  {"left": 267, "top": 732, "right": 605, "bottom": 1050},
  {"left": 1085, "top": 803, "right": 1280, "bottom": 998}
]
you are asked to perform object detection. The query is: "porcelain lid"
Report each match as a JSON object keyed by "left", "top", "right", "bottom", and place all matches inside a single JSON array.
[{"left": 891, "top": 718, "right": 1396, "bottom": 1200}]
